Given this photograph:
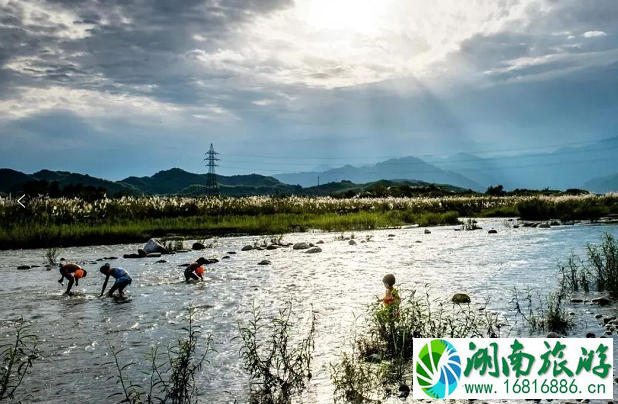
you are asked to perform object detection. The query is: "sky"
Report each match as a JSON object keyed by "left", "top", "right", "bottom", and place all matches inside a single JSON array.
[{"left": 1, "top": 0, "right": 617, "bottom": 180}]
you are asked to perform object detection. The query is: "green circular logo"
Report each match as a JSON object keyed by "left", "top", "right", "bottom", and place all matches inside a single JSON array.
[{"left": 416, "top": 339, "right": 462, "bottom": 398}]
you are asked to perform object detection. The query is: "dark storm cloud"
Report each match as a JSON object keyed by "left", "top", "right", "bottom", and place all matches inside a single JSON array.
[{"left": 0, "top": 0, "right": 292, "bottom": 105}]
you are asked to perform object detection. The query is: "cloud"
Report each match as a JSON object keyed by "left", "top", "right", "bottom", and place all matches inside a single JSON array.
[{"left": 582, "top": 30, "right": 607, "bottom": 38}]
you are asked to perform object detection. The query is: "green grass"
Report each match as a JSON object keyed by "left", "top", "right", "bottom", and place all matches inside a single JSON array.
[{"left": 0, "top": 211, "right": 462, "bottom": 249}]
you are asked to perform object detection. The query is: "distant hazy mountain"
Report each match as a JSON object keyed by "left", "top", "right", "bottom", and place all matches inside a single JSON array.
[
  {"left": 422, "top": 153, "right": 500, "bottom": 189},
  {"left": 274, "top": 156, "right": 483, "bottom": 191},
  {"left": 584, "top": 173, "right": 618, "bottom": 193},
  {"left": 430, "top": 136, "right": 618, "bottom": 190}
]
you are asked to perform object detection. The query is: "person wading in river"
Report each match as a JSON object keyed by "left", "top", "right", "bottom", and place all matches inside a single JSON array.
[
  {"left": 99, "top": 263, "right": 132, "bottom": 297},
  {"left": 58, "top": 262, "right": 87, "bottom": 295},
  {"left": 184, "top": 257, "right": 207, "bottom": 282}
]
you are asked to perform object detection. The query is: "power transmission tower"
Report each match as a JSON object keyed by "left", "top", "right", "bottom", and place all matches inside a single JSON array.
[{"left": 204, "top": 143, "right": 220, "bottom": 196}]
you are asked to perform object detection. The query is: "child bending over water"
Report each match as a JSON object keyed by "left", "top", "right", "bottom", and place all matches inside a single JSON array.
[
  {"left": 100, "top": 263, "right": 132, "bottom": 297},
  {"left": 184, "top": 257, "right": 207, "bottom": 282},
  {"left": 58, "top": 263, "right": 87, "bottom": 295}
]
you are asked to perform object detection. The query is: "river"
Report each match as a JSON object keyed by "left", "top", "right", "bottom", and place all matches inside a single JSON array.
[{"left": 1, "top": 219, "right": 617, "bottom": 403}]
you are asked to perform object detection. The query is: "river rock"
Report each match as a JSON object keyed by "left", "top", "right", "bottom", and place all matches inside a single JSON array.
[
  {"left": 293, "top": 242, "right": 311, "bottom": 250},
  {"left": 388, "top": 234, "right": 396, "bottom": 237},
  {"left": 227, "top": 251, "right": 236, "bottom": 254},
  {"left": 488, "top": 229, "right": 498, "bottom": 234},
  {"left": 305, "top": 247, "right": 322, "bottom": 254},
  {"left": 258, "top": 260, "right": 271, "bottom": 265},
  {"left": 156, "top": 259, "right": 167, "bottom": 263},
  {"left": 222, "top": 256, "right": 230, "bottom": 259},
  {"left": 144, "top": 238, "right": 167, "bottom": 254},
  {"left": 538, "top": 223, "right": 551, "bottom": 229},
  {"left": 255, "top": 247, "right": 264, "bottom": 251},
  {"left": 603, "top": 316, "right": 616, "bottom": 324},
  {"left": 570, "top": 298, "right": 584, "bottom": 303},
  {"left": 586, "top": 332, "right": 596, "bottom": 338},
  {"left": 316, "top": 240, "right": 324, "bottom": 244},
  {"left": 241, "top": 245, "right": 254, "bottom": 251},
  {"left": 192, "top": 242, "right": 206, "bottom": 250},
  {"left": 123, "top": 253, "right": 141, "bottom": 259},
  {"left": 546, "top": 332, "right": 561, "bottom": 338},
  {"left": 348, "top": 240, "right": 357, "bottom": 246},
  {"left": 107, "top": 256, "right": 118, "bottom": 260},
  {"left": 17, "top": 265, "right": 30, "bottom": 270},
  {"left": 138, "top": 249, "right": 147, "bottom": 257},
  {"left": 147, "top": 252, "right": 162, "bottom": 258},
  {"left": 30, "top": 265, "right": 40, "bottom": 268},
  {"left": 595, "top": 313, "right": 604, "bottom": 319},
  {"left": 550, "top": 221, "right": 561, "bottom": 226},
  {"left": 592, "top": 297, "right": 611, "bottom": 306},
  {"left": 266, "top": 244, "right": 279, "bottom": 250},
  {"left": 205, "top": 258, "right": 219, "bottom": 264},
  {"left": 415, "top": 240, "right": 422, "bottom": 243},
  {"left": 424, "top": 229, "right": 431, "bottom": 234},
  {"left": 179, "top": 263, "right": 190, "bottom": 267},
  {"left": 452, "top": 293, "right": 471, "bottom": 304},
  {"left": 513, "top": 225, "right": 520, "bottom": 228},
  {"left": 175, "top": 250, "right": 189, "bottom": 253}
]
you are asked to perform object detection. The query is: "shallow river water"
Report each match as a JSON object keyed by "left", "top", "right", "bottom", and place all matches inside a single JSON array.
[{"left": 1, "top": 219, "right": 618, "bottom": 403}]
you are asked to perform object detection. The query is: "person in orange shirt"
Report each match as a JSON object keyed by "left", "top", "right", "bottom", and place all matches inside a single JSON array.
[
  {"left": 378, "top": 273, "right": 400, "bottom": 317},
  {"left": 58, "top": 262, "right": 87, "bottom": 295},
  {"left": 184, "top": 257, "right": 207, "bottom": 282}
]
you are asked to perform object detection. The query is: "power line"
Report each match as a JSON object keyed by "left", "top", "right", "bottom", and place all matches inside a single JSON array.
[
  {"left": 220, "top": 155, "right": 618, "bottom": 176},
  {"left": 220, "top": 137, "right": 611, "bottom": 161},
  {"left": 219, "top": 143, "right": 618, "bottom": 169}
]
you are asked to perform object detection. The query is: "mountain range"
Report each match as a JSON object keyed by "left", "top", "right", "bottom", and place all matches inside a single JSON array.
[
  {"left": 2, "top": 135, "right": 618, "bottom": 196},
  {"left": 274, "top": 135, "right": 618, "bottom": 191}
]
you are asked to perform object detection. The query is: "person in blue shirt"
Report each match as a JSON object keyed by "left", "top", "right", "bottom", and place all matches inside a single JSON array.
[{"left": 99, "top": 263, "right": 132, "bottom": 297}]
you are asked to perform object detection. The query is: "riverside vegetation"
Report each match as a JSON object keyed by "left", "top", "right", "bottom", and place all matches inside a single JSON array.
[{"left": 2, "top": 193, "right": 618, "bottom": 249}]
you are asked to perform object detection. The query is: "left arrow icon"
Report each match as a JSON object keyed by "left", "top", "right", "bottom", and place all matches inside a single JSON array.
[{"left": 18, "top": 195, "right": 26, "bottom": 208}]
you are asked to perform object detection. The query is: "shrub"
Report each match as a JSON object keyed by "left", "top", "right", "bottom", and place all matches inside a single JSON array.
[{"left": 0, "top": 319, "right": 38, "bottom": 401}]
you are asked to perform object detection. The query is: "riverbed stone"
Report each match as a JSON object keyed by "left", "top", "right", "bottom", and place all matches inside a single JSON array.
[
  {"left": 266, "top": 244, "right": 278, "bottom": 250},
  {"left": 17, "top": 265, "right": 30, "bottom": 270},
  {"left": 205, "top": 258, "right": 219, "bottom": 264},
  {"left": 175, "top": 250, "right": 189, "bottom": 253},
  {"left": 241, "top": 245, "right": 254, "bottom": 251},
  {"left": 305, "top": 247, "right": 322, "bottom": 254},
  {"left": 227, "top": 251, "right": 236, "bottom": 254},
  {"left": 595, "top": 313, "right": 604, "bottom": 319},
  {"left": 192, "top": 242, "right": 206, "bottom": 250},
  {"left": 424, "top": 229, "right": 431, "bottom": 234},
  {"left": 258, "top": 260, "right": 271, "bottom": 265},
  {"left": 123, "top": 253, "right": 141, "bottom": 259},
  {"left": 348, "top": 240, "right": 357, "bottom": 245},
  {"left": 147, "top": 252, "right": 162, "bottom": 258},
  {"left": 539, "top": 223, "right": 551, "bottom": 228},
  {"left": 138, "top": 249, "right": 147, "bottom": 257},
  {"left": 546, "top": 332, "right": 561, "bottom": 338},
  {"left": 222, "top": 256, "right": 230, "bottom": 259},
  {"left": 592, "top": 296, "right": 611, "bottom": 306},
  {"left": 388, "top": 233, "right": 396, "bottom": 237},
  {"left": 586, "top": 332, "right": 596, "bottom": 338},
  {"left": 603, "top": 316, "right": 616, "bottom": 324},
  {"left": 452, "top": 293, "right": 471, "bottom": 304},
  {"left": 570, "top": 298, "right": 584, "bottom": 303},
  {"left": 293, "top": 242, "right": 311, "bottom": 250},
  {"left": 488, "top": 229, "right": 498, "bottom": 234},
  {"left": 156, "top": 260, "right": 167, "bottom": 263},
  {"left": 316, "top": 240, "right": 324, "bottom": 244}
]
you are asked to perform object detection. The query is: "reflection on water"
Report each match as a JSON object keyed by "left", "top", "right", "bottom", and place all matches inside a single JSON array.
[{"left": 1, "top": 219, "right": 617, "bottom": 403}]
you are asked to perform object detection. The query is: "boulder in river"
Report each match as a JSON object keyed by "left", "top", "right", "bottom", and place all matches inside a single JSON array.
[
  {"left": 603, "top": 316, "right": 617, "bottom": 324},
  {"left": 156, "top": 260, "right": 167, "bottom": 263},
  {"left": 227, "top": 251, "right": 236, "bottom": 254},
  {"left": 138, "top": 249, "right": 147, "bottom": 257},
  {"left": 241, "top": 245, "right": 254, "bottom": 251},
  {"left": 192, "top": 242, "right": 206, "bottom": 250},
  {"left": 488, "top": 229, "right": 498, "bottom": 234},
  {"left": 424, "top": 229, "right": 431, "bottom": 234},
  {"left": 293, "top": 242, "right": 311, "bottom": 250},
  {"left": 205, "top": 258, "right": 219, "bottom": 264},
  {"left": 592, "top": 296, "right": 611, "bottom": 306},
  {"left": 451, "top": 293, "right": 471, "bottom": 304},
  {"left": 546, "top": 332, "right": 561, "bottom": 338},
  {"left": 316, "top": 240, "right": 324, "bottom": 244},
  {"left": 538, "top": 223, "right": 551, "bottom": 229},
  {"left": 17, "top": 265, "right": 30, "bottom": 270},
  {"left": 348, "top": 240, "right": 357, "bottom": 246},
  {"left": 305, "top": 247, "right": 322, "bottom": 254},
  {"left": 266, "top": 244, "right": 279, "bottom": 250},
  {"left": 222, "top": 256, "right": 230, "bottom": 260},
  {"left": 123, "top": 253, "right": 141, "bottom": 259},
  {"left": 143, "top": 238, "right": 167, "bottom": 254},
  {"left": 258, "top": 260, "right": 271, "bottom": 265},
  {"left": 586, "top": 332, "right": 596, "bottom": 338},
  {"left": 388, "top": 234, "right": 396, "bottom": 237},
  {"left": 147, "top": 252, "right": 162, "bottom": 258},
  {"left": 570, "top": 298, "right": 584, "bottom": 303}
]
